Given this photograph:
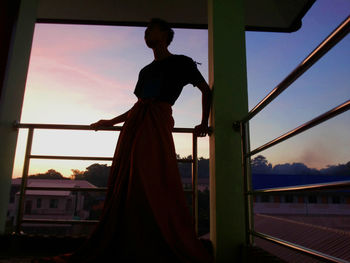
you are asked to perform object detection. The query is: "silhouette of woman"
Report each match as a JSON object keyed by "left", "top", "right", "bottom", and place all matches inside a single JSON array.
[{"left": 33, "top": 18, "right": 213, "bottom": 263}]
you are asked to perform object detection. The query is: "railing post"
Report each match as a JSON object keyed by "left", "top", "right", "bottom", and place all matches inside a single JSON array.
[
  {"left": 192, "top": 133, "right": 199, "bottom": 234},
  {"left": 240, "top": 122, "right": 254, "bottom": 245},
  {"left": 15, "top": 128, "right": 34, "bottom": 234}
]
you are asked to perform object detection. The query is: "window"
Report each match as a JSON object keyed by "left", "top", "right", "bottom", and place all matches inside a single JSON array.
[
  {"left": 25, "top": 201, "right": 32, "bottom": 214},
  {"left": 285, "top": 195, "right": 294, "bottom": 203},
  {"left": 308, "top": 196, "right": 317, "bottom": 204},
  {"left": 346, "top": 197, "right": 350, "bottom": 204},
  {"left": 273, "top": 196, "right": 281, "bottom": 203},
  {"left": 332, "top": 196, "right": 340, "bottom": 204},
  {"left": 321, "top": 196, "right": 328, "bottom": 204},
  {"left": 261, "top": 195, "right": 270, "bottom": 203},
  {"left": 66, "top": 199, "right": 73, "bottom": 211},
  {"left": 298, "top": 196, "right": 305, "bottom": 203},
  {"left": 9, "top": 186, "right": 20, "bottom": 203},
  {"left": 50, "top": 199, "right": 59, "bottom": 209},
  {"left": 36, "top": 198, "right": 42, "bottom": 208}
]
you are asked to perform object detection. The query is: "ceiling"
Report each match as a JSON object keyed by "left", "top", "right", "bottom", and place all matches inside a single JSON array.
[{"left": 36, "top": 0, "right": 315, "bottom": 32}]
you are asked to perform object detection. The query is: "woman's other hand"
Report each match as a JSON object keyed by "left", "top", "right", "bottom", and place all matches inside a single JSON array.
[
  {"left": 90, "top": 119, "right": 114, "bottom": 131},
  {"left": 194, "top": 123, "right": 210, "bottom": 137}
]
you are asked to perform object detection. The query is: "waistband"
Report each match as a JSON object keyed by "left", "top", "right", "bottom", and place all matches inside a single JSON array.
[{"left": 137, "top": 98, "right": 172, "bottom": 107}]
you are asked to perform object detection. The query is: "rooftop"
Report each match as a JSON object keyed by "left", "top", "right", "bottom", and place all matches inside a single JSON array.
[
  {"left": 255, "top": 214, "right": 350, "bottom": 262},
  {"left": 13, "top": 178, "right": 97, "bottom": 196}
]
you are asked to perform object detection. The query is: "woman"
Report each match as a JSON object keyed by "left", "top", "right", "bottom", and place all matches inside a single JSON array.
[{"left": 33, "top": 18, "right": 213, "bottom": 263}]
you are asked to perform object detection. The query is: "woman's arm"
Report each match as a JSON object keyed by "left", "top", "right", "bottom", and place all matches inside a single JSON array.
[
  {"left": 90, "top": 110, "right": 130, "bottom": 131},
  {"left": 194, "top": 81, "right": 212, "bottom": 137}
]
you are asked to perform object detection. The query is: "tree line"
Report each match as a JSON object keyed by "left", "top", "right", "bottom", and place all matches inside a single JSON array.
[
  {"left": 28, "top": 155, "right": 350, "bottom": 186},
  {"left": 28, "top": 156, "right": 209, "bottom": 187},
  {"left": 251, "top": 155, "right": 350, "bottom": 176}
]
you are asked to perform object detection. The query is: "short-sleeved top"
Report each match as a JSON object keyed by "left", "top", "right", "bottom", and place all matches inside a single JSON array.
[{"left": 133, "top": 55, "right": 205, "bottom": 106}]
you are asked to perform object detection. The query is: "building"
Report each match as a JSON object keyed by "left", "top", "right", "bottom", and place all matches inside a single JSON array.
[
  {"left": 7, "top": 178, "right": 97, "bottom": 235},
  {"left": 252, "top": 173, "right": 350, "bottom": 224}
]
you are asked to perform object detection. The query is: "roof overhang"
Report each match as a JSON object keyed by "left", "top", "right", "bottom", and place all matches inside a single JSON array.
[{"left": 36, "top": 0, "right": 315, "bottom": 32}]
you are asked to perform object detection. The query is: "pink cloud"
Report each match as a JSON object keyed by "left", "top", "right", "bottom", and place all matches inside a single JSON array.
[{"left": 32, "top": 24, "right": 138, "bottom": 56}]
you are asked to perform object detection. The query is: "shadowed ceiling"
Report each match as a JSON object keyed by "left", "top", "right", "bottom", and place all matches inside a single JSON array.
[{"left": 36, "top": 0, "right": 315, "bottom": 32}]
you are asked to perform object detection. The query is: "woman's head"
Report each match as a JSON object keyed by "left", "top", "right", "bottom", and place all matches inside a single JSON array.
[{"left": 145, "top": 18, "right": 174, "bottom": 48}]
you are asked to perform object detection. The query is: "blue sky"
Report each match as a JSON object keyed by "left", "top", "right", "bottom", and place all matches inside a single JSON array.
[
  {"left": 246, "top": 0, "right": 350, "bottom": 168},
  {"left": 13, "top": 0, "right": 349, "bottom": 178}
]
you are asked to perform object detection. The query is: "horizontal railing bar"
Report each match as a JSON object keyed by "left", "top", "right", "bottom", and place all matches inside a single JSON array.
[
  {"left": 24, "top": 186, "right": 194, "bottom": 193},
  {"left": 14, "top": 121, "right": 198, "bottom": 234},
  {"left": 22, "top": 219, "right": 99, "bottom": 225},
  {"left": 14, "top": 123, "right": 122, "bottom": 131},
  {"left": 247, "top": 180, "right": 350, "bottom": 195},
  {"left": 29, "top": 155, "right": 194, "bottom": 163},
  {"left": 252, "top": 230, "right": 349, "bottom": 263},
  {"left": 30, "top": 155, "right": 113, "bottom": 161},
  {"left": 25, "top": 186, "right": 108, "bottom": 192},
  {"left": 178, "top": 159, "right": 195, "bottom": 163},
  {"left": 241, "top": 16, "right": 350, "bottom": 123},
  {"left": 14, "top": 123, "right": 195, "bottom": 133},
  {"left": 248, "top": 100, "right": 350, "bottom": 157}
]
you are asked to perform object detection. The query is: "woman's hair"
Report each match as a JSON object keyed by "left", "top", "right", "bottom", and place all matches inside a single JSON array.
[{"left": 149, "top": 18, "right": 174, "bottom": 46}]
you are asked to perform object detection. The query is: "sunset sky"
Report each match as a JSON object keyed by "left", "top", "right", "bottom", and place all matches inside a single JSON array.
[{"left": 13, "top": 0, "right": 350, "bottom": 178}]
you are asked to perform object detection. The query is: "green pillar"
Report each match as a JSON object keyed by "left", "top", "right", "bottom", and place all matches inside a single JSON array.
[
  {"left": 208, "top": 0, "right": 249, "bottom": 261},
  {"left": 0, "top": 0, "right": 37, "bottom": 233}
]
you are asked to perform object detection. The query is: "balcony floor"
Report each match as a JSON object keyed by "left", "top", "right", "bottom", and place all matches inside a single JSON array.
[{"left": 0, "top": 234, "right": 285, "bottom": 262}]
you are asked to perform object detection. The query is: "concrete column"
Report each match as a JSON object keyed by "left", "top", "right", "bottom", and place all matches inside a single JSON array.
[
  {"left": 0, "top": 0, "right": 37, "bottom": 233},
  {"left": 208, "top": 0, "right": 249, "bottom": 261},
  {"left": 0, "top": 0, "right": 21, "bottom": 101}
]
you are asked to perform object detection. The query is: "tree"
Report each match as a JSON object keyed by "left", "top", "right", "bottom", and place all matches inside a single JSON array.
[
  {"left": 29, "top": 169, "right": 67, "bottom": 179},
  {"left": 320, "top": 162, "right": 350, "bottom": 176},
  {"left": 71, "top": 164, "right": 110, "bottom": 187},
  {"left": 251, "top": 155, "right": 272, "bottom": 174},
  {"left": 272, "top": 162, "right": 320, "bottom": 175},
  {"left": 70, "top": 169, "right": 85, "bottom": 180}
]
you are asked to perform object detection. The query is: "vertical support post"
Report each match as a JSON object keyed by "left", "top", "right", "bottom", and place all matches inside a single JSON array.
[
  {"left": 208, "top": 0, "right": 249, "bottom": 261},
  {"left": 240, "top": 122, "right": 254, "bottom": 245},
  {"left": 15, "top": 128, "right": 34, "bottom": 234},
  {"left": 0, "top": 0, "right": 37, "bottom": 233},
  {"left": 0, "top": 0, "right": 20, "bottom": 101},
  {"left": 192, "top": 134, "right": 199, "bottom": 234}
]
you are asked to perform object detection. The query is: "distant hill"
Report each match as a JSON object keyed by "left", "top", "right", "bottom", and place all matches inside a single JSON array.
[{"left": 252, "top": 173, "right": 350, "bottom": 190}]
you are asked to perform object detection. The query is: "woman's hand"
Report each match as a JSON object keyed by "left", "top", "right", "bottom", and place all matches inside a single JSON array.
[
  {"left": 90, "top": 110, "right": 131, "bottom": 131},
  {"left": 195, "top": 81, "right": 212, "bottom": 137},
  {"left": 194, "top": 123, "right": 210, "bottom": 137},
  {"left": 90, "top": 119, "right": 114, "bottom": 131}
]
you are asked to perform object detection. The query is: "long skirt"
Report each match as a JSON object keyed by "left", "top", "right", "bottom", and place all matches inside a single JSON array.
[{"left": 37, "top": 99, "right": 213, "bottom": 263}]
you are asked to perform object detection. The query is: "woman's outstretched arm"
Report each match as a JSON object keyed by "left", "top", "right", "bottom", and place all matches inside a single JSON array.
[
  {"left": 194, "top": 81, "right": 212, "bottom": 137},
  {"left": 90, "top": 110, "right": 130, "bottom": 131}
]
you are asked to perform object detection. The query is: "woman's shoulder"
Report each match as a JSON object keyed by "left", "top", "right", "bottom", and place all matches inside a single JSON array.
[
  {"left": 170, "top": 54, "right": 198, "bottom": 67},
  {"left": 172, "top": 54, "right": 194, "bottom": 61}
]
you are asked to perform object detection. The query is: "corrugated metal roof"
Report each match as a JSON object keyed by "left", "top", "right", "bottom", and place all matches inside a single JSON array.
[
  {"left": 26, "top": 179, "right": 97, "bottom": 188},
  {"left": 24, "top": 190, "right": 71, "bottom": 196},
  {"left": 13, "top": 179, "right": 97, "bottom": 196},
  {"left": 254, "top": 214, "right": 350, "bottom": 262}
]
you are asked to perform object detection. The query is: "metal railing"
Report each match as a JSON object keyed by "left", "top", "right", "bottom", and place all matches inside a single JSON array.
[
  {"left": 236, "top": 16, "right": 350, "bottom": 263},
  {"left": 13, "top": 123, "right": 200, "bottom": 235}
]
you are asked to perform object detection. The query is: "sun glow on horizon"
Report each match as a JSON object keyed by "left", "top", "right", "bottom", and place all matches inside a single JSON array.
[
  {"left": 13, "top": 24, "right": 210, "bottom": 178},
  {"left": 13, "top": 1, "right": 350, "bottom": 179}
]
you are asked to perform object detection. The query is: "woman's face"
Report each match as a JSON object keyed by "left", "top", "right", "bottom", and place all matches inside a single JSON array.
[{"left": 144, "top": 24, "right": 167, "bottom": 48}]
